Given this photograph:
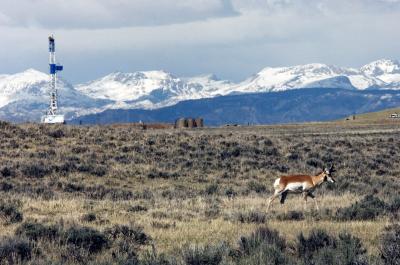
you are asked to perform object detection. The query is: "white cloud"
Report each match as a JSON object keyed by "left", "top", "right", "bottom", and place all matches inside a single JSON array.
[
  {"left": 0, "top": 0, "right": 238, "bottom": 29},
  {"left": 232, "top": 0, "right": 400, "bottom": 16}
]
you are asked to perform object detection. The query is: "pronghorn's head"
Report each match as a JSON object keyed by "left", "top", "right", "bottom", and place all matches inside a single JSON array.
[{"left": 323, "top": 165, "right": 336, "bottom": 183}]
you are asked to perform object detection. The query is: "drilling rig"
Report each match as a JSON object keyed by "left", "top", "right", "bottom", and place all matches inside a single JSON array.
[{"left": 41, "top": 35, "right": 64, "bottom": 124}]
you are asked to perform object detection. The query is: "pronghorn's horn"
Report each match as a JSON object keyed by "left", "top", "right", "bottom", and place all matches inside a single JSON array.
[{"left": 330, "top": 164, "right": 335, "bottom": 172}]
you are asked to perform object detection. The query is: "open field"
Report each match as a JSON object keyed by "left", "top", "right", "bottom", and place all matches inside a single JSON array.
[
  {"left": 0, "top": 120, "right": 399, "bottom": 264},
  {"left": 344, "top": 107, "right": 400, "bottom": 122}
]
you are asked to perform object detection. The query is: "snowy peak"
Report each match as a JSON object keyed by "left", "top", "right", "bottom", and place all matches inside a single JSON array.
[
  {"left": 76, "top": 70, "right": 236, "bottom": 110},
  {"left": 361, "top": 59, "right": 400, "bottom": 76},
  {"left": 17, "top": 68, "right": 49, "bottom": 79},
  {"left": 184, "top": 74, "right": 234, "bottom": 88},
  {"left": 304, "top": 76, "right": 355, "bottom": 90},
  {"left": 234, "top": 63, "right": 355, "bottom": 93},
  {"left": 185, "top": 73, "right": 221, "bottom": 83},
  {"left": 75, "top": 59, "right": 400, "bottom": 112},
  {"left": 0, "top": 68, "right": 48, "bottom": 91},
  {"left": 237, "top": 60, "right": 400, "bottom": 92},
  {"left": 0, "top": 69, "right": 49, "bottom": 107},
  {"left": 360, "top": 59, "right": 400, "bottom": 87},
  {"left": 102, "top": 70, "right": 175, "bottom": 83},
  {"left": 76, "top": 70, "right": 185, "bottom": 102},
  {"left": 0, "top": 69, "right": 110, "bottom": 122},
  {"left": 263, "top": 63, "right": 346, "bottom": 76},
  {"left": 258, "top": 63, "right": 355, "bottom": 76}
]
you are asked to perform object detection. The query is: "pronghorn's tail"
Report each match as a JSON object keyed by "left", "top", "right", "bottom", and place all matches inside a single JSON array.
[
  {"left": 267, "top": 177, "right": 284, "bottom": 212},
  {"left": 273, "top": 178, "right": 280, "bottom": 190}
]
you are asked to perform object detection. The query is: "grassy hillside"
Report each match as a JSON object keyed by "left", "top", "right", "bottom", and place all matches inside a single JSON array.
[
  {"left": 345, "top": 107, "right": 400, "bottom": 121},
  {"left": 0, "top": 121, "right": 399, "bottom": 264}
]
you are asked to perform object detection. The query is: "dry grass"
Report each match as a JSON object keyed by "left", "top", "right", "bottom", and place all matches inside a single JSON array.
[
  {"left": 0, "top": 120, "right": 399, "bottom": 264},
  {"left": 0, "top": 192, "right": 386, "bottom": 256}
]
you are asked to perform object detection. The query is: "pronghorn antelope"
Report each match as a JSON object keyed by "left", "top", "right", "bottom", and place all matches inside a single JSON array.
[{"left": 267, "top": 165, "right": 336, "bottom": 211}]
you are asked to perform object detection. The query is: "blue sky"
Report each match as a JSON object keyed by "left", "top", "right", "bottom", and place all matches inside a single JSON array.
[{"left": 0, "top": 0, "right": 399, "bottom": 83}]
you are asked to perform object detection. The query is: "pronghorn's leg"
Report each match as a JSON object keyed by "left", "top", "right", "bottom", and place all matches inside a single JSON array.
[
  {"left": 313, "top": 198, "right": 319, "bottom": 211},
  {"left": 267, "top": 190, "right": 283, "bottom": 212},
  {"left": 280, "top": 191, "right": 288, "bottom": 204},
  {"left": 267, "top": 194, "right": 279, "bottom": 211},
  {"left": 308, "top": 192, "right": 319, "bottom": 211},
  {"left": 303, "top": 192, "right": 308, "bottom": 210}
]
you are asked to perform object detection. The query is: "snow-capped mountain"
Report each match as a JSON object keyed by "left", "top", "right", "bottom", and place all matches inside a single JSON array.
[
  {"left": 231, "top": 63, "right": 356, "bottom": 92},
  {"left": 361, "top": 59, "right": 400, "bottom": 76},
  {"left": 76, "top": 71, "right": 182, "bottom": 102},
  {"left": 0, "top": 69, "right": 49, "bottom": 108},
  {"left": 0, "top": 59, "right": 400, "bottom": 122},
  {"left": 75, "top": 60, "right": 400, "bottom": 111},
  {"left": 231, "top": 61, "right": 398, "bottom": 93},
  {"left": 76, "top": 71, "right": 234, "bottom": 110},
  {"left": 0, "top": 69, "right": 110, "bottom": 122},
  {"left": 183, "top": 74, "right": 233, "bottom": 97},
  {"left": 360, "top": 59, "right": 400, "bottom": 89}
]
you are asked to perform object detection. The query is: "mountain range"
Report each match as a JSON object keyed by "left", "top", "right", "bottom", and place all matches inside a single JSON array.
[
  {"left": 69, "top": 88, "right": 400, "bottom": 125},
  {"left": 0, "top": 59, "right": 399, "bottom": 123}
]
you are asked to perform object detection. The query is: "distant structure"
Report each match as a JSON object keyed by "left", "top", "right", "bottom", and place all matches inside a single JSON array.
[
  {"left": 41, "top": 35, "right": 64, "bottom": 124},
  {"left": 175, "top": 117, "right": 204, "bottom": 128},
  {"left": 195, "top": 117, "right": 204, "bottom": 127}
]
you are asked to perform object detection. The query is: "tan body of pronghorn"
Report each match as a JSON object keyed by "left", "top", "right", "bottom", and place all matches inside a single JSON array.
[{"left": 267, "top": 165, "right": 336, "bottom": 211}]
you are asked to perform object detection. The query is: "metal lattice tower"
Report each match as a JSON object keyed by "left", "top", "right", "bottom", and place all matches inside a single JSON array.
[{"left": 42, "top": 35, "right": 64, "bottom": 123}]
